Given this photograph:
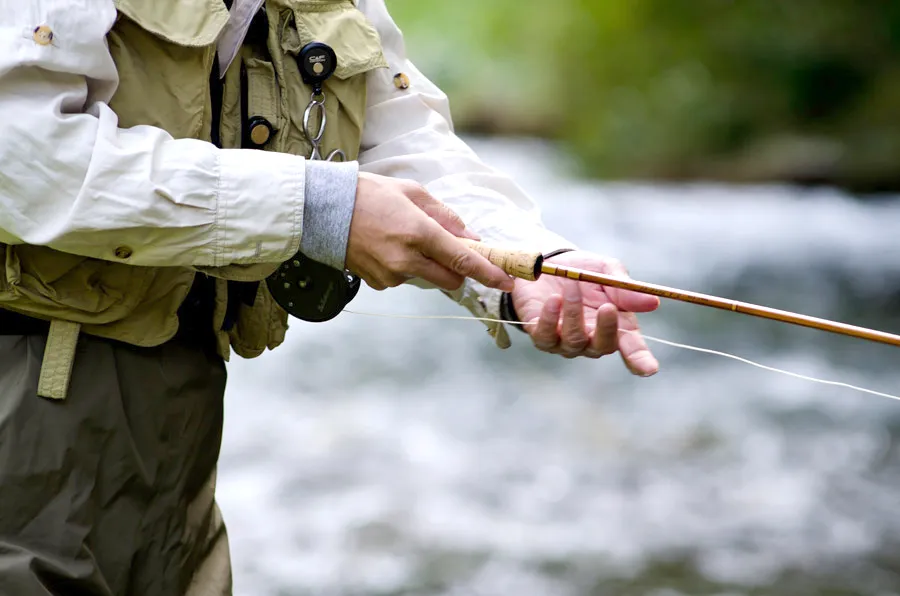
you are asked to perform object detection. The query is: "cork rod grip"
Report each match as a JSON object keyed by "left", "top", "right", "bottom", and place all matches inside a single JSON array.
[{"left": 460, "top": 239, "right": 543, "bottom": 281}]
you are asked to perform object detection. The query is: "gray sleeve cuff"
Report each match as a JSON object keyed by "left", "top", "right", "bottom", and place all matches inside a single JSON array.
[{"left": 300, "top": 160, "right": 359, "bottom": 270}]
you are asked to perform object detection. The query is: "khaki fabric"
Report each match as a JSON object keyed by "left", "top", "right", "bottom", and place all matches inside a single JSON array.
[
  {"left": 269, "top": 0, "right": 388, "bottom": 161},
  {"left": 0, "top": 332, "right": 230, "bottom": 596},
  {"left": 201, "top": 3, "right": 388, "bottom": 359},
  {"left": 0, "top": 0, "right": 387, "bottom": 361}
]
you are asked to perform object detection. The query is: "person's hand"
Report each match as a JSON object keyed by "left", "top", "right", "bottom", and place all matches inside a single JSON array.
[
  {"left": 346, "top": 172, "right": 515, "bottom": 292},
  {"left": 511, "top": 250, "right": 660, "bottom": 376}
]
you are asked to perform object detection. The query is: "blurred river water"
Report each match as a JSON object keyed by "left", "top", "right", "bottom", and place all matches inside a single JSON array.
[{"left": 218, "top": 138, "right": 900, "bottom": 596}]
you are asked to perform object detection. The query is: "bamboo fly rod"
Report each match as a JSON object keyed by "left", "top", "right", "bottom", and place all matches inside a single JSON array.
[{"left": 461, "top": 239, "right": 900, "bottom": 349}]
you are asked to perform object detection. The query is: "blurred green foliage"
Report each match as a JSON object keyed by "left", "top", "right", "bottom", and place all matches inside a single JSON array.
[{"left": 386, "top": 1, "right": 900, "bottom": 192}]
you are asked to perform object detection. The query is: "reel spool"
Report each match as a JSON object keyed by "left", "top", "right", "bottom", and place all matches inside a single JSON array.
[{"left": 266, "top": 254, "right": 360, "bottom": 322}]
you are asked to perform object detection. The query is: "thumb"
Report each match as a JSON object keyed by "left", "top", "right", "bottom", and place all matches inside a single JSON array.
[{"left": 406, "top": 184, "right": 480, "bottom": 240}]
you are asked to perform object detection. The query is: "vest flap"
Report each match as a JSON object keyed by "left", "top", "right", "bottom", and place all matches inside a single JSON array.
[
  {"left": 114, "top": 0, "right": 230, "bottom": 47},
  {"left": 282, "top": 1, "right": 389, "bottom": 80}
]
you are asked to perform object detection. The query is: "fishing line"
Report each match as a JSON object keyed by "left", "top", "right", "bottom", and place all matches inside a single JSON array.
[{"left": 343, "top": 310, "right": 900, "bottom": 403}]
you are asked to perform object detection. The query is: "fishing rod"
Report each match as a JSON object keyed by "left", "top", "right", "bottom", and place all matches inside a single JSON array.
[{"left": 461, "top": 239, "right": 900, "bottom": 349}]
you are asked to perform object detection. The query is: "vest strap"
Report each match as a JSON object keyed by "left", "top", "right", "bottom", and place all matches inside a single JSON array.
[{"left": 37, "top": 320, "right": 81, "bottom": 400}]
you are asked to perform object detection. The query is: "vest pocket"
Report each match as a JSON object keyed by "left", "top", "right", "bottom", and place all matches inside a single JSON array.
[
  {"left": 112, "top": 0, "right": 229, "bottom": 47},
  {"left": 108, "top": 0, "right": 229, "bottom": 137},
  {"left": 276, "top": 1, "right": 389, "bottom": 160},
  {"left": 280, "top": 1, "right": 389, "bottom": 80},
  {"left": 1, "top": 245, "right": 153, "bottom": 323}
]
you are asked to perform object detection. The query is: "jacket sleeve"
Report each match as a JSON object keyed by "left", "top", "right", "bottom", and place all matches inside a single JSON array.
[
  {"left": 0, "top": 0, "right": 305, "bottom": 269},
  {"left": 357, "top": 0, "right": 575, "bottom": 339}
]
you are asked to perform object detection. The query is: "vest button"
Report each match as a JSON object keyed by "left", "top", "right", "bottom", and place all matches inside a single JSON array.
[
  {"left": 393, "top": 72, "right": 410, "bottom": 90},
  {"left": 114, "top": 246, "right": 133, "bottom": 260},
  {"left": 247, "top": 116, "right": 275, "bottom": 148}
]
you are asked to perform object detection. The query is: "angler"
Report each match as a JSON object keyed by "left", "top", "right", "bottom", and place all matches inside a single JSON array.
[{"left": 0, "top": 1, "right": 659, "bottom": 594}]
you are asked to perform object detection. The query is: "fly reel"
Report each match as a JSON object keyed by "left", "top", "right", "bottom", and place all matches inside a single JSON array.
[{"left": 266, "top": 253, "right": 360, "bottom": 322}]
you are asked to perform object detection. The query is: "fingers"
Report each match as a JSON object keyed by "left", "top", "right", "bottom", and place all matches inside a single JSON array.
[
  {"left": 601, "top": 258, "right": 660, "bottom": 313},
  {"left": 405, "top": 182, "right": 480, "bottom": 241},
  {"left": 407, "top": 255, "right": 466, "bottom": 291},
  {"left": 616, "top": 311, "right": 659, "bottom": 377},
  {"left": 401, "top": 183, "right": 511, "bottom": 291},
  {"left": 530, "top": 286, "right": 602, "bottom": 358},
  {"left": 420, "top": 223, "right": 515, "bottom": 292},
  {"left": 510, "top": 250, "right": 659, "bottom": 374},
  {"left": 522, "top": 280, "right": 658, "bottom": 375},
  {"left": 559, "top": 282, "right": 588, "bottom": 356},
  {"left": 347, "top": 174, "right": 496, "bottom": 291},
  {"left": 530, "top": 294, "right": 562, "bottom": 350},
  {"left": 588, "top": 303, "right": 619, "bottom": 357},
  {"left": 357, "top": 249, "right": 467, "bottom": 292}
]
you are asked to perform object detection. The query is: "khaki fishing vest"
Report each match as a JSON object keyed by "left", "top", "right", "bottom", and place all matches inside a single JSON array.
[{"left": 0, "top": 0, "right": 389, "bottom": 395}]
